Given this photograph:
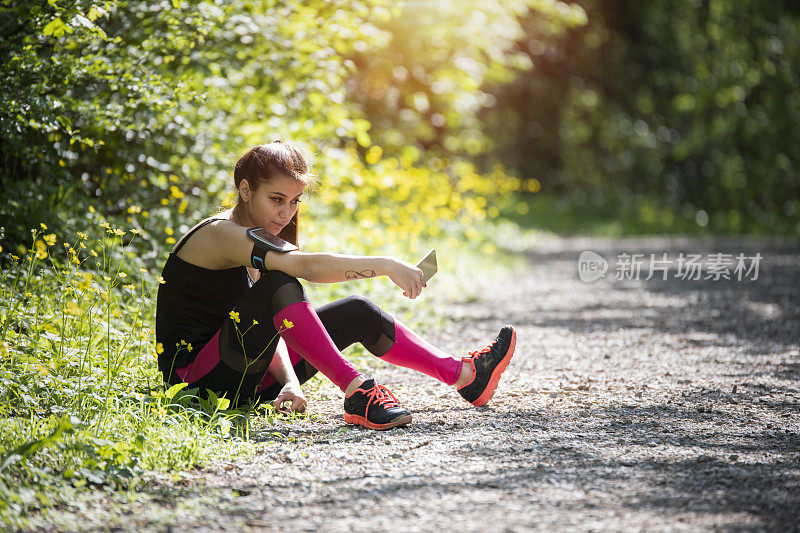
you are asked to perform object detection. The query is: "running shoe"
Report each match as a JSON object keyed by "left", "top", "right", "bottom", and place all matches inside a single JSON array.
[
  {"left": 457, "top": 325, "right": 517, "bottom": 406},
  {"left": 343, "top": 379, "right": 412, "bottom": 430}
]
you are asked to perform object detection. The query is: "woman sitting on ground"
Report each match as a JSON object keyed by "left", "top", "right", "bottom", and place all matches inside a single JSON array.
[{"left": 155, "top": 140, "right": 517, "bottom": 430}]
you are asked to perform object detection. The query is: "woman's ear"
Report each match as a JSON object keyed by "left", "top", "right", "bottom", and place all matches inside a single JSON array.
[{"left": 238, "top": 179, "right": 252, "bottom": 202}]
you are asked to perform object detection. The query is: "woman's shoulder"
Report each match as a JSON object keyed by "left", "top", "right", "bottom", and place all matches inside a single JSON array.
[
  {"left": 173, "top": 212, "right": 235, "bottom": 248},
  {"left": 172, "top": 211, "right": 245, "bottom": 268}
]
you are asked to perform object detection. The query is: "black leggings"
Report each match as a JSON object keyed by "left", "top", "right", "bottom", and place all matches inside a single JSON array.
[{"left": 184, "top": 270, "right": 397, "bottom": 406}]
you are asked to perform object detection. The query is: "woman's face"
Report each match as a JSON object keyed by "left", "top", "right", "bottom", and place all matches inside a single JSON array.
[{"left": 240, "top": 173, "right": 305, "bottom": 235}]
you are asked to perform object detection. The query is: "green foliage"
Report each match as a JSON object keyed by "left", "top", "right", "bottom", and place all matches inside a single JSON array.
[
  {"left": 0, "top": 227, "right": 247, "bottom": 526},
  {"left": 482, "top": 0, "right": 800, "bottom": 234},
  {"left": 347, "top": 0, "right": 584, "bottom": 158},
  {"left": 0, "top": 0, "right": 207, "bottom": 246}
]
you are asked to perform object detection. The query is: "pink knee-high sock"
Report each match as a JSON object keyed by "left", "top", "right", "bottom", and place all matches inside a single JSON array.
[
  {"left": 379, "top": 318, "right": 461, "bottom": 385},
  {"left": 272, "top": 301, "right": 362, "bottom": 392}
]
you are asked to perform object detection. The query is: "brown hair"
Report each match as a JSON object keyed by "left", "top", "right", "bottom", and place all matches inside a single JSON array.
[{"left": 233, "top": 140, "right": 319, "bottom": 246}]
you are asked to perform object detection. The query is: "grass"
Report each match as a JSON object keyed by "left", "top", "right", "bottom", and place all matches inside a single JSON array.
[{"left": 504, "top": 192, "right": 800, "bottom": 236}]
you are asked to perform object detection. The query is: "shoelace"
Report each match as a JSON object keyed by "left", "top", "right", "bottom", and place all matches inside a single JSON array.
[
  {"left": 467, "top": 338, "right": 498, "bottom": 358},
  {"left": 365, "top": 383, "right": 400, "bottom": 409}
]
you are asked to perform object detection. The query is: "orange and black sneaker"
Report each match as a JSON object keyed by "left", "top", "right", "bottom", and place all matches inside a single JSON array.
[
  {"left": 457, "top": 325, "right": 517, "bottom": 407},
  {"left": 343, "top": 379, "right": 412, "bottom": 430}
]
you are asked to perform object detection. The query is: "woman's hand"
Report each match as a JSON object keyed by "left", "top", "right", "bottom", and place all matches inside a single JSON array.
[
  {"left": 386, "top": 257, "right": 426, "bottom": 299},
  {"left": 273, "top": 381, "right": 307, "bottom": 414}
]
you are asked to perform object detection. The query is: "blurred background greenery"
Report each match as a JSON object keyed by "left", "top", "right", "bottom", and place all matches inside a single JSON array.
[{"left": 2, "top": 0, "right": 798, "bottom": 258}]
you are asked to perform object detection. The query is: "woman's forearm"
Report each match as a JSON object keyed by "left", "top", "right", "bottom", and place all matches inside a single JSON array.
[
  {"left": 304, "top": 253, "right": 391, "bottom": 284},
  {"left": 268, "top": 339, "right": 299, "bottom": 385}
]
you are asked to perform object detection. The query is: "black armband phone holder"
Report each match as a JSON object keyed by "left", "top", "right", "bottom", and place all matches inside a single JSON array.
[{"left": 246, "top": 227, "right": 298, "bottom": 271}]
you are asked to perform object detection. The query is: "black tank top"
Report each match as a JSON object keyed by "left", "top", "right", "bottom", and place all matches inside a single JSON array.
[{"left": 155, "top": 218, "right": 253, "bottom": 382}]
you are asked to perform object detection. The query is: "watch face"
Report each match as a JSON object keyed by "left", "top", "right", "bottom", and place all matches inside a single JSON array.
[{"left": 249, "top": 228, "right": 297, "bottom": 251}]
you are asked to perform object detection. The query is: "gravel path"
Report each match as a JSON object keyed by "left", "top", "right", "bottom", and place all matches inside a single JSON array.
[{"left": 45, "top": 236, "right": 800, "bottom": 532}]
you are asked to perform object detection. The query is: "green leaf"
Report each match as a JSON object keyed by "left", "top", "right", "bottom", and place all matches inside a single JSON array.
[
  {"left": 42, "top": 18, "right": 67, "bottom": 37},
  {"left": 206, "top": 389, "right": 219, "bottom": 405},
  {"left": 165, "top": 382, "right": 188, "bottom": 400},
  {"left": 215, "top": 396, "right": 230, "bottom": 411},
  {"left": 87, "top": 5, "right": 106, "bottom": 21}
]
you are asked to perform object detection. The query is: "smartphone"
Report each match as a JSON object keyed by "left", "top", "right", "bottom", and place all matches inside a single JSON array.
[{"left": 416, "top": 249, "right": 438, "bottom": 284}]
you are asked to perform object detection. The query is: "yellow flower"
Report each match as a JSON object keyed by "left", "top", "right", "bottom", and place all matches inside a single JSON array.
[
  {"left": 66, "top": 300, "right": 80, "bottom": 316},
  {"left": 282, "top": 318, "right": 294, "bottom": 330},
  {"left": 90, "top": 250, "right": 98, "bottom": 257},
  {"left": 229, "top": 311, "right": 240, "bottom": 323},
  {"left": 165, "top": 228, "right": 174, "bottom": 235},
  {"left": 43, "top": 234, "right": 56, "bottom": 246},
  {"left": 157, "top": 276, "right": 166, "bottom": 284},
  {"left": 156, "top": 342, "right": 164, "bottom": 354},
  {"left": 187, "top": 343, "right": 193, "bottom": 352},
  {"left": 113, "top": 228, "right": 125, "bottom": 237},
  {"left": 0, "top": 245, "right": 3, "bottom": 254},
  {"left": 40, "top": 223, "right": 48, "bottom": 230},
  {"left": 252, "top": 319, "right": 259, "bottom": 326},
  {"left": 36, "top": 249, "right": 47, "bottom": 260},
  {"left": 118, "top": 272, "right": 127, "bottom": 278},
  {"left": 76, "top": 272, "right": 93, "bottom": 290}
]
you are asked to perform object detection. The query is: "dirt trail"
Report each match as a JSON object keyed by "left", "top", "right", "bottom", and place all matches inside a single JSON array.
[{"left": 44, "top": 236, "right": 800, "bottom": 531}]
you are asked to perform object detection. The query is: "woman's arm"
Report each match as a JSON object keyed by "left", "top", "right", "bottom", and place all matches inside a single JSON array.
[
  {"left": 269, "top": 339, "right": 307, "bottom": 414},
  {"left": 268, "top": 338, "right": 299, "bottom": 386},
  {"left": 184, "top": 220, "right": 425, "bottom": 298},
  {"left": 268, "top": 251, "right": 425, "bottom": 298}
]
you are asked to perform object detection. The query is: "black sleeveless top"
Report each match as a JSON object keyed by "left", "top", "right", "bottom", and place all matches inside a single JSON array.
[{"left": 155, "top": 218, "right": 254, "bottom": 382}]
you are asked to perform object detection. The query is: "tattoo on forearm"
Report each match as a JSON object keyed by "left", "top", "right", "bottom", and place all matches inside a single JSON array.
[{"left": 345, "top": 269, "right": 376, "bottom": 279}]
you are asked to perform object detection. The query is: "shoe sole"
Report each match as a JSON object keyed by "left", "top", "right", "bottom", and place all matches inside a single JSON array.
[
  {"left": 472, "top": 326, "right": 517, "bottom": 407},
  {"left": 343, "top": 412, "right": 413, "bottom": 430}
]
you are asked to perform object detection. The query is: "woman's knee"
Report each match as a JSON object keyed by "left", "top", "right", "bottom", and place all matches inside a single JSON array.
[
  {"left": 249, "top": 270, "right": 308, "bottom": 312},
  {"left": 340, "top": 295, "right": 395, "bottom": 336},
  {"left": 251, "top": 269, "right": 301, "bottom": 292},
  {"left": 337, "top": 294, "right": 381, "bottom": 319}
]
